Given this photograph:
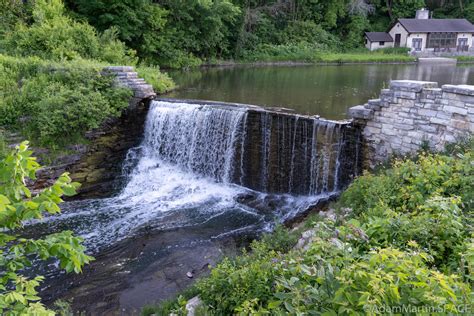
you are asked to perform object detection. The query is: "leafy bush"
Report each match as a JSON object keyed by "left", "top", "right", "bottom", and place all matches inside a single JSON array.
[
  {"left": 358, "top": 197, "right": 467, "bottom": 270},
  {"left": 341, "top": 152, "right": 473, "bottom": 215},
  {"left": 197, "top": 241, "right": 282, "bottom": 314},
  {"left": 136, "top": 65, "right": 175, "bottom": 94},
  {"left": 0, "top": 142, "right": 93, "bottom": 314},
  {"left": 332, "top": 247, "right": 470, "bottom": 314},
  {"left": 1, "top": 0, "right": 136, "bottom": 65},
  {"left": 240, "top": 43, "right": 326, "bottom": 62},
  {"left": 0, "top": 54, "right": 133, "bottom": 146}
]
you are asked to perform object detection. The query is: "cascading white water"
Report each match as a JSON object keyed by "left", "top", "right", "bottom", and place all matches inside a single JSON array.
[
  {"left": 27, "top": 100, "right": 358, "bottom": 254},
  {"left": 142, "top": 102, "right": 247, "bottom": 183}
]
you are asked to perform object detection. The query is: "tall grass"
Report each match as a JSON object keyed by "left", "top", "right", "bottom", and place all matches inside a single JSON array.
[{"left": 239, "top": 44, "right": 415, "bottom": 63}]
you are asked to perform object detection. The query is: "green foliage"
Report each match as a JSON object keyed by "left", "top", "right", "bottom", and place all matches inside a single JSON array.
[
  {"left": 1, "top": 0, "right": 136, "bottom": 64},
  {"left": 358, "top": 197, "right": 468, "bottom": 270},
  {"left": 66, "top": 0, "right": 168, "bottom": 61},
  {"left": 0, "top": 0, "right": 33, "bottom": 38},
  {"left": 0, "top": 142, "right": 93, "bottom": 314},
  {"left": 136, "top": 65, "right": 175, "bottom": 94},
  {"left": 391, "top": 0, "right": 426, "bottom": 20},
  {"left": 197, "top": 241, "right": 283, "bottom": 314},
  {"left": 240, "top": 43, "right": 326, "bottom": 62},
  {"left": 333, "top": 246, "right": 470, "bottom": 314},
  {"left": 0, "top": 54, "right": 133, "bottom": 146},
  {"left": 68, "top": 0, "right": 241, "bottom": 68},
  {"left": 341, "top": 152, "right": 473, "bottom": 215},
  {"left": 260, "top": 225, "right": 299, "bottom": 253}
]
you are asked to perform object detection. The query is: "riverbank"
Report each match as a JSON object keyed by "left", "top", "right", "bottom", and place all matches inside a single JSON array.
[
  {"left": 198, "top": 51, "right": 417, "bottom": 68},
  {"left": 144, "top": 139, "right": 473, "bottom": 315},
  {"left": 193, "top": 52, "right": 474, "bottom": 69}
]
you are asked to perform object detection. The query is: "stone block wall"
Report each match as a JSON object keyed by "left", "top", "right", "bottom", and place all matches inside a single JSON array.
[{"left": 349, "top": 80, "right": 474, "bottom": 167}]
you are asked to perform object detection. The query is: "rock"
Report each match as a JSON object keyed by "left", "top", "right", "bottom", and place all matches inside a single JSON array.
[
  {"left": 295, "top": 229, "right": 316, "bottom": 250},
  {"left": 185, "top": 296, "right": 203, "bottom": 316},
  {"left": 186, "top": 271, "right": 194, "bottom": 278},
  {"left": 442, "top": 84, "right": 474, "bottom": 96},
  {"left": 348, "top": 105, "right": 373, "bottom": 120},
  {"left": 390, "top": 80, "right": 438, "bottom": 92}
]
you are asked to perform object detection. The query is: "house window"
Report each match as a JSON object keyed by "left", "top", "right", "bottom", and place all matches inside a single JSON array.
[
  {"left": 412, "top": 38, "right": 422, "bottom": 51},
  {"left": 379, "top": 41, "right": 385, "bottom": 46},
  {"left": 427, "top": 32, "right": 457, "bottom": 48}
]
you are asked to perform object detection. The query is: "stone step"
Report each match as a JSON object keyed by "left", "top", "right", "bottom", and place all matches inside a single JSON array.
[
  {"left": 116, "top": 72, "right": 138, "bottom": 79},
  {"left": 128, "top": 83, "right": 153, "bottom": 90},
  {"left": 119, "top": 78, "right": 146, "bottom": 84},
  {"left": 348, "top": 105, "right": 374, "bottom": 120},
  {"left": 367, "top": 99, "right": 381, "bottom": 110},
  {"left": 103, "top": 66, "right": 135, "bottom": 72}
]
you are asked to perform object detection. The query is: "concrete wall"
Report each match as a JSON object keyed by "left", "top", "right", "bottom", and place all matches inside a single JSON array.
[
  {"left": 348, "top": 80, "right": 474, "bottom": 167},
  {"left": 366, "top": 40, "right": 394, "bottom": 51},
  {"left": 407, "top": 33, "right": 428, "bottom": 51},
  {"left": 456, "top": 33, "right": 473, "bottom": 49}
]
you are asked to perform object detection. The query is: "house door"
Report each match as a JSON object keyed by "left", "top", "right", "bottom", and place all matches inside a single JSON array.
[
  {"left": 458, "top": 38, "right": 468, "bottom": 51},
  {"left": 412, "top": 38, "right": 422, "bottom": 51},
  {"left": 394, "top": 34, "right": 401, "bottom": 47}
]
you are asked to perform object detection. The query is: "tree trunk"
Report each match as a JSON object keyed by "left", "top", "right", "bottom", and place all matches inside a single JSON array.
[{"left": 385, "top": 0, "right": 393, "bottom": 20}]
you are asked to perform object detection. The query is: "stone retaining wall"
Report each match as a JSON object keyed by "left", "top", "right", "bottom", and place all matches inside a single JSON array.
[{"left": 349, "top": 80, "right": 474, "bottom": 167}]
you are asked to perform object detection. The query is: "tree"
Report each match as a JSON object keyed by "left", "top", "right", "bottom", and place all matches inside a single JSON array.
[
  {"left": 0, "top": 142, "right": 93, "bottom": 314},
  {"left": 66, "top": 0, "right": 168, "bottom": 60},
  {"left": 383, "top": 0, "right": 426, "bottom": 20}
]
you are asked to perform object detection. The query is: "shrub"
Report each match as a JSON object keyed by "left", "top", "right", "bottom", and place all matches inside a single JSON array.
[
  {"left": 0, "top": 142, "right": 93, "bottom": 314},
  {"left": 0, "top": 54, "right": 133, "bottom": 146},
  {"left": 136, "top": 65, "right": 175, "bottom": 94},
  {"left": 197, "top": 241, "right": 282, "bottom": 314},
  {"left": 240, "top": 42, "right": 326, "bottom": 62},
  {"left": 332, "top": 247, "right": 471, "bottom": 314},
  {"left": 341, "top": 152, "right": 473, "bottom": 215}
]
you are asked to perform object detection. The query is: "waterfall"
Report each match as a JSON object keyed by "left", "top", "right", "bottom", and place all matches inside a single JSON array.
[
  {"left": 148, "top": 100, "right": 359, "bottom": 196},
  {"left": 143, "top": 101, "right": 247, "bottom": 183},
  {"left": 24, "top": 99, "right": 361, "bottom": 255}
]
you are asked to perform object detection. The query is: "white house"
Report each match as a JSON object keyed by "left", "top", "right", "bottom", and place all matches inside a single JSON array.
[{"left": 365, "top": 8, "right": 474, "bottom": 54}]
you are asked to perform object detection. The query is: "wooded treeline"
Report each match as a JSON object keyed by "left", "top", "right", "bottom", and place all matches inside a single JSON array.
[{"left": 1, "top": 0, "right": 472, "bottom": 67}]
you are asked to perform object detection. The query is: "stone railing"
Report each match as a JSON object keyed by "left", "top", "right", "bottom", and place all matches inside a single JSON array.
[{"left": 349, "top": 80, "right": 473, "bottom": 167}]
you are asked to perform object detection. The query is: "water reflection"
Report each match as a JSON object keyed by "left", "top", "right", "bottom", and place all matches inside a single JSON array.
[{"left": 167, "top": 63, "right": 474, "bottom": 119}]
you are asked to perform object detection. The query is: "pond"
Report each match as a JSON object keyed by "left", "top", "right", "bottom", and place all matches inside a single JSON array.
[{"left": 167, "top": 63, "right": 474, "bottom": 119}]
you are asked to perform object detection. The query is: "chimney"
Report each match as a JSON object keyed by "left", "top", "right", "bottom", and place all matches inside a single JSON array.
[{"left": 416, "top": 8, "right": 430, "bottom": 19}]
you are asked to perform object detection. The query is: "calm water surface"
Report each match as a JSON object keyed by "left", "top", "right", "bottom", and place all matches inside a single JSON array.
[{"left": 167, "top": 63, "right": 474, "bottom": 119}]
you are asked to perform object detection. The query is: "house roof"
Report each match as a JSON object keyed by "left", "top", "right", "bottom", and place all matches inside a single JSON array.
[
  {"left": 365, "top": 32, "right": 393, "bottom": 42},
  {"left": 397, "top": 19, "right": 474, "bottom": 33}
]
